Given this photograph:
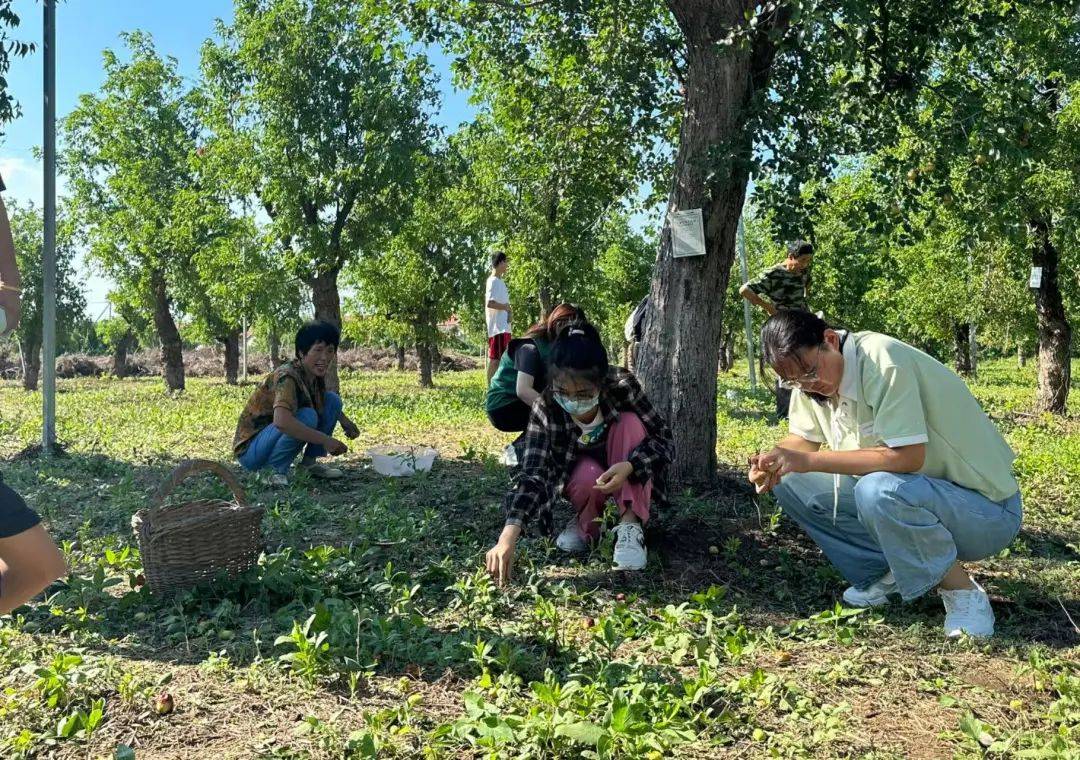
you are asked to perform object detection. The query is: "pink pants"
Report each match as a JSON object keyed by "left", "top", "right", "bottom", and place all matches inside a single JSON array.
[{"left": 564, "top": 412, "right": 653, "bottom": 541}]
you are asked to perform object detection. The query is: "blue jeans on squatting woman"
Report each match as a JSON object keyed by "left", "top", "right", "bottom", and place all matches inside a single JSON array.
[
  {"left": 772, "top": 470, "right": 1022, "bottom": 600},
  {"left": 237, "top": 392, "right": 343, "bottom": 475}
]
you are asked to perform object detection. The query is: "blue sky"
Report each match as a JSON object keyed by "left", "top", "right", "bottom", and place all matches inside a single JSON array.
[{"left": 0, "top": 0, "right": 477, "bottom": 315}]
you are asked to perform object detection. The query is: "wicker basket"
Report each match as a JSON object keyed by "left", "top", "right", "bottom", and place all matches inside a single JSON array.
[{"left": 132, "top": 459, "right": 264, "bottom": 596}]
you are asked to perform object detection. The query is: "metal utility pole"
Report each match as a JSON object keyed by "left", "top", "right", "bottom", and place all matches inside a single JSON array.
[
  {"left": 42, "top": 0, "right": 57, "bottom": 452},
  {"left": 737, "top": 214, "right": 757, "bottom": 391}
]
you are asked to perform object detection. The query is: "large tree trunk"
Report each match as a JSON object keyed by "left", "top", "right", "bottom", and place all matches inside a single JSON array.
[
  {"left": 112, "top": 331, "right": 135, "bottom": 378},
  {"left": 953, "top": 322, "right": 973, "bottom": 375},
  {"left": 637, "top": 1, "right": 789, "bottom": 486},
  {"left": 307, "top": 267, "right": 342, "bottom": 391},
  {"left": 414, "top": 319, "right": 437, "bottom": 388},
  {"left": 396, "top": 343, "right": 406, "bottom": 371},
  {"left": 20, "top": 339, "right": 40, "bottom": 392},
  {"left": 416, "top": 341, "right": 434, "bottom": 388},
  {"left": 1029, "top": 219, "right": 1071, "bottom": 413},
  {"left": 151, "top": 273, "right": 185, "bottom": 392},
  {"left": 269, "top": 331, "right": 283, "bottom": 368},
  {"left": 222, "top": 330, "right": 241, "bottom": 385}
]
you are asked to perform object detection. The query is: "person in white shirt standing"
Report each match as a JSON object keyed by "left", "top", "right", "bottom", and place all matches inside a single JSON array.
[{"left": 485, "top": 251, "right": 512, "bottom": 382}]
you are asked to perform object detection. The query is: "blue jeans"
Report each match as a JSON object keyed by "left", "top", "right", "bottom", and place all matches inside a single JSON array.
[
  {"left": 773, "top": 471, "right": 1022, "bottom": 601},
  {"left": 237, "top": 392, "right": 343, "bottom": 474}
]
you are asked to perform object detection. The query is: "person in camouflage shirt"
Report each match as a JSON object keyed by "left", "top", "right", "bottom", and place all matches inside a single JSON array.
[
  {"left": 740, "top": 239, "right": 813, "bottom": 315},
  {"left": 233, "top": 321, "right": 359, "bottom": 486},
  {"left": 740, "top": 240, "right": 814, "bottom": 418}
]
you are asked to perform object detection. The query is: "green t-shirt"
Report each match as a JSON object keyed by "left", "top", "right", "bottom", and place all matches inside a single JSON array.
[
  {"left": 746, "top": 263, "right": 810, "bottom": 310},
  {"left": 485, "top": 338, "right": 551, "bottom": 412},
  {"left": 788, "top": 331, "right": 1019, "bottom": 502}
]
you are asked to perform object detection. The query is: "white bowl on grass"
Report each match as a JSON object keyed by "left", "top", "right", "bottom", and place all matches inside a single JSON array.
[{"left": 367, "top": 446, "right": 438, "bottom": 477}]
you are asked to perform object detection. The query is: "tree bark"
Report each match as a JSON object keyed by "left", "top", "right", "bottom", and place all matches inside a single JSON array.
[
  {"left": 223, "top": 329, "right": 241, "bottom": 385},
  {"left": 112, "top": 331, "right": 135, "bottom": 378},
  {"left": 416, "top": 340, "right": 434, "bottom": 388},
  {"left": 151, "top": 273, "right": 185, "bottom": 392},
  {"left": 396, "top": 343, "right": 406, "bottom": 371},
  {"left": 1029, "top": 219, "right": 1071, "bottom": 414},
  {"left": 1017, "top": 343, "right": 1025, "bottom": 368},
  {"left": 269, "top": 331, "right": 283, "bottom": 368},
  {"left": 307, "top": 267, "right": 343, "bottom": 390},
  {"left": 637, "top": 0, "right": 790, "bottom": 486},
  {"left": 953, "top": 322, "right": 973, "bottom": 375},
  {"left": 537, "top": 282, "right": 554, "bottom": 322},
  {"left": 20, "top": 339, "right": 40, "bottom": 392},
  {"left": 432, "top": 342, "right": 443, "bottom": 373}
]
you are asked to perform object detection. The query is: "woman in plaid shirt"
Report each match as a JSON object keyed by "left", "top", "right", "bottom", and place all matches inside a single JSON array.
[{"left": 485, "top": 321, "right": 674, "bottom": 585}]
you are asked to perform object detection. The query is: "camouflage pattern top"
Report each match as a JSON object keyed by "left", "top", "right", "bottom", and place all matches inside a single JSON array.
[
  {"left": 745, "top": 263, "right": 811, "bottom": 310},
  {"left": 232, "top": 360, "right": 325, "bottom": 455}
]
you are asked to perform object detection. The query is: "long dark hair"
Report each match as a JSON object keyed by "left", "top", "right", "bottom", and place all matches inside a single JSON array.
[
  {"left": 524, "top": 303, "right": 585, "bottom": 341},
  {"left": 760, "top": 309, "right": 829, "bottom": 366},
  {"left": 549, "top": 320, "right": 609, "bottom": 388}
]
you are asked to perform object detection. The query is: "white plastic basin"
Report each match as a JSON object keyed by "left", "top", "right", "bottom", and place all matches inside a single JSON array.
[{"left": 367, "top": 446, "right": 438, "bottom": 477}]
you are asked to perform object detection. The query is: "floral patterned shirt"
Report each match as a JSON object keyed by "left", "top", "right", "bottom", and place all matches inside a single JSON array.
[{"left": 233, "top": 360, "right": 325, "bottom": 455}]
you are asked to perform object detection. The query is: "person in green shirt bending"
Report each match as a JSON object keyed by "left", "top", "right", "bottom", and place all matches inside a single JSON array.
[
  {"left": 739, "top": 240, "right": 813, "bottom": 419},
  {"left": 486, "top": 303, "right": 583, "bottom": 463},
  {"left": 749, "top": 310, "right": 1022, "bottom": 638}
]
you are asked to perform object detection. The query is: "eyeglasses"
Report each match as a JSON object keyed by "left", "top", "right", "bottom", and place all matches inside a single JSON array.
[
  {"left": 553, "top": 386, "right": 598, "bottom": 402},
  {"left": 778, "top": 348, "right": 822, "bottom": 390}
]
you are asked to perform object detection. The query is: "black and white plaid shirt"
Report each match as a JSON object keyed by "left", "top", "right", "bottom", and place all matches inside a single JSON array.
[{"left": 503, "top": 367, "right": 674, "bottom": 535}]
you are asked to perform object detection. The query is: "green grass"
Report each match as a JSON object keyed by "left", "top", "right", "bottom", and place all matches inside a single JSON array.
[{"left": 0, "top": 360, "right": 1076, "bottom": 758}]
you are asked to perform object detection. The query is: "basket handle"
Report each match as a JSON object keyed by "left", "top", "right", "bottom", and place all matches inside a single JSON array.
[{"left": 151, "top": 459, "right": 248, "bottom": 513}]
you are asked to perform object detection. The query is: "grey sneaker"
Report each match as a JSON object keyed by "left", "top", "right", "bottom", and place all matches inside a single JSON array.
[
  {"left": 269, "top": 472, "right": 290, "bottom": 488},
  {"left": 555, "top": 516, "right": 587, "bottom": 553},
  {"left": 612, "top": 523, "right": 647, "bottom": 571},
  {"left": 842, "top": 571, "right": 898, "bottom": 608},
  {"left": 301, "top": 462, "right": 345, "bottom": 480},
  {"left": 941, "top": 581, "right": 995, "bottom": 638}
]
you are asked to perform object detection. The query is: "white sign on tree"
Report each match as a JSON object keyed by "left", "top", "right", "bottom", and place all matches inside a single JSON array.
[
  {"left": 671, "top": 208, "right": 706, "bottom": 258},
  {"left": 1029, "top": 266, "right": 1043, "bottom": 289}
]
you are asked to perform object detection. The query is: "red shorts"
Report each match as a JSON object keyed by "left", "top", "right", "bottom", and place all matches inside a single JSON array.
[{"left": 488, "top": 332, "right": 511, "bottom": 360}]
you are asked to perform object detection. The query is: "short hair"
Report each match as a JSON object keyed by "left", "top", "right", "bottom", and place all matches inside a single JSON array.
[
  {"left": 295, "top": 320, "right": 341, "bottom": 358},
  {"left": 549, "top": 320, "right": 609, "bottom": 388},
  {"left": 760, "top": 309, "right": 828, "bottom": 366},
  {"left": 489, "top": 250, "right": 508, "bottom": 269},
  {"left": 787, "top": 240, "right": 814, "bottom": 259}
]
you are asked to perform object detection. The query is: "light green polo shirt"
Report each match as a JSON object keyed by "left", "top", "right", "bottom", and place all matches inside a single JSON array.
[{"left": 788, "top": 331, "right": 1019, "bottom": 502}]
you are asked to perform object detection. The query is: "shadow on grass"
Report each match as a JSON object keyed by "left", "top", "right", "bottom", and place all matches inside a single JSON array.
[{"left": 7, "top": 451, "right": 1077, "bottom": 674}]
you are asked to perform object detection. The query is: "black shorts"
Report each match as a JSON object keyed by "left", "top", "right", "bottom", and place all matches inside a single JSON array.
[
  {"left": 0, "top": 476, "right": 41, "bottom": 538},
  {"left": 487, "top": 400, "right": 532, "bottom": 433}
]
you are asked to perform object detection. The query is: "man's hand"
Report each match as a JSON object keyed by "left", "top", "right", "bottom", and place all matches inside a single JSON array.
[
  {"left": 0, "top": 289, "right": 21, "bottom": 331},
  {"left": 340, "top": 418, "right": 360, "bottom": 440},
  {"left": 595, "top": 461, "right": 633, "bottom": 495},
  {"left": 485, "top": 526, "right": 520, "bottom": 586},
  {"left": 748, "top": 453, "right": 782, "bottom": 494},
  {"left": 325, "top": 438, "right": 348, "bottom": 456},
  {"left": 757, "top": 446, "right": 812, "bottom": 478}
]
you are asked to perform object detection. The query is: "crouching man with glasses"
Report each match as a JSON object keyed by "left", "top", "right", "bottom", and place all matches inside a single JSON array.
[{"left": 749, "top": 310, "right": 1023, "bottom": 638}]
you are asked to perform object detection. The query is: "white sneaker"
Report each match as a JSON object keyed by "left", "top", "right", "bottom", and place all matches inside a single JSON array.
[
  {"left": 499, "top": 444, "right": 519, "bottom": 467},
  {"left": 269, "top": 472, "right": 290, "bottom": 488},
  {"left": 555, "top": 517, "right": 587, "bottom": 553},
  {"left": 612, "top": 522, "right": 647, "bottom": 571},
  {"left": 941, "top": 581, "right": 995, "bottom": 638},
  {"left": 842, "top": 571, "right": 898, "bottom": 608}
]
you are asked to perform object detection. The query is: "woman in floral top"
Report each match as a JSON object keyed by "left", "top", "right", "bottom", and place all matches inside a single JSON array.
[
  {"left": 485, "top": 320, "right": 673, "bottom": 585},
  {"left": 233, "top": 321, "right": 360, "bottom": 487}
]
